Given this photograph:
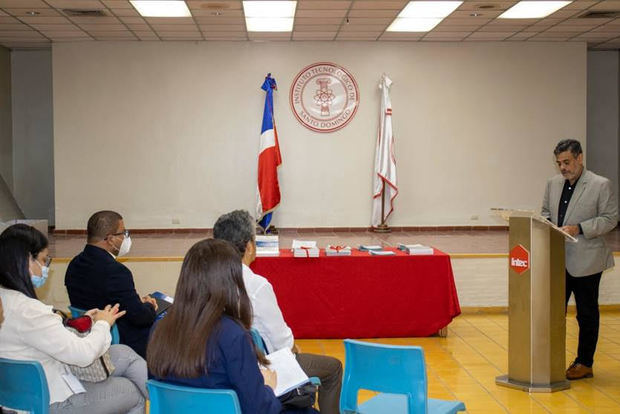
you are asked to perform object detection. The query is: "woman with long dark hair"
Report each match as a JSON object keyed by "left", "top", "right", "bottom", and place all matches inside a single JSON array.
[
  {"left": 0, "top": 229, "right": 147, "bottom": 414},
  {"left": 148, "top": 239, "right": 318, "bottom": 413}
]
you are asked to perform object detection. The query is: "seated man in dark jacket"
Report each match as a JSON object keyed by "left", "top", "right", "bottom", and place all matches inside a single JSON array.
[{"left": 65, "top": 210, "right": 157, "bottom": 358}]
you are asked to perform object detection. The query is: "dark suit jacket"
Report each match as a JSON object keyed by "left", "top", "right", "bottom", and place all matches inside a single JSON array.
[{"left": 65, "top": 244, "right": 156, "bottom": 357}]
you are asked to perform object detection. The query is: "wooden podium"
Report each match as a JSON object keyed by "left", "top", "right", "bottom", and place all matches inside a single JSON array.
[{"left": 495, "top": 211, "right": 575, "bottom": 392}]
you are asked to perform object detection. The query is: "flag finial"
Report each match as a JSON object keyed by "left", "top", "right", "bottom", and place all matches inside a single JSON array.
[{"left": 262, "top": 73, "right": 277, "bottom": 91}]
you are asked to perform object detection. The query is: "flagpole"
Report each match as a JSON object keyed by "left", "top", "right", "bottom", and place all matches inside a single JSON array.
[{"left": 373, "top": 181, "right": 391, "bottom": 233}]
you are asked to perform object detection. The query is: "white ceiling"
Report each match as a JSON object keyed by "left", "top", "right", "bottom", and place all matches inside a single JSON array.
[{"left": 0, "top": 0, "right": 619, "bottom": 49}]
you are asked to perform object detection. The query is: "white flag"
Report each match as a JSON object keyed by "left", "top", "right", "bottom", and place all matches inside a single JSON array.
[{"left": 371, "top": 74, "right": 398, "bottom": 227}]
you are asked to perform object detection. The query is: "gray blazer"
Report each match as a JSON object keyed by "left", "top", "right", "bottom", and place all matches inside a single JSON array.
[{"left": 542, "top": 169, "right": 618, "bottom": 277}]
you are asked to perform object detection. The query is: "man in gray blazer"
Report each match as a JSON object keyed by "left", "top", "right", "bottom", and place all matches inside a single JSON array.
[{"left": 542, "top": 139, "right": 618, "bottom": 380}]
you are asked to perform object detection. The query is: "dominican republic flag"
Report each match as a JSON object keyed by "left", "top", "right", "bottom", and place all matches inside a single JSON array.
[
  {"left": 371, "top": 74, "right": 398, "bottom": 227},
  {"left": 256, "top": 74, "right": 282, "bottom": 230}
]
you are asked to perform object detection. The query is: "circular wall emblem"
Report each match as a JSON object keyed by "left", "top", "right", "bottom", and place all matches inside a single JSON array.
[{"left": 290, "top": 62, "right": 360, "bottom": 133}]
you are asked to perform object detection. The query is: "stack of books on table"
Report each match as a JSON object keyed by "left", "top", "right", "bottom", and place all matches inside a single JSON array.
[
  {"left": 292, "top": 240, "right": 319, "bottom": 258},
  {"left": 398, "top": 243, "right": 434, "bottom": 255},
  {"left": 358, "top": 244, "right": 383, "bottom": 252},
  {"left": 256, "top": 235, "right": 280, "bottom": 257},
  {"left": 359, "top": 244, "right": 395, "bottom": 256},
  {"left": 325, "top": 245, "right": 352, "bottom": 256},
  {"left": 369, "top": 249, "right": 396, "bottom": 256}
]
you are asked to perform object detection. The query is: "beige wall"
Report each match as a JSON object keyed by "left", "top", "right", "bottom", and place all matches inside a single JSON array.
[{"left": 53, "top": 41, "right": 587, "bottom": 229}]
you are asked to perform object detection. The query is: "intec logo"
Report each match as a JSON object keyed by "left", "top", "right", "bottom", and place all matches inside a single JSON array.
[{"left": 509, "top": 244, "right": 530, "bottom": 275}]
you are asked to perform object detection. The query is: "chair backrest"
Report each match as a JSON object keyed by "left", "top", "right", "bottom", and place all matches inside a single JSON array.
[
  {"left": 68, "top": 305, "right": 120, "bottom": 345},
  {"left": 340, "top": 339, "right": 428, "bottom": 414},
  {"left": 0, "top": 358, "right": 50, "bottom": 414},
  {"left": 250, "top": 328, "right": 267, "bottom": 353},
  {"left": 147, "top": 379, "right": 242, "bottom": 414}
]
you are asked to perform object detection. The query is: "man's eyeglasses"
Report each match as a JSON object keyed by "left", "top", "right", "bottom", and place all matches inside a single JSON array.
[{"left": 109, "top": 229, "right": 130, "bottom": 238}]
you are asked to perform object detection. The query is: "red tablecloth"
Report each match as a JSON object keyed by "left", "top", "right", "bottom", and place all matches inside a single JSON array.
[{"left": 250, "top": 248, "right": 461, "bottom": 339}]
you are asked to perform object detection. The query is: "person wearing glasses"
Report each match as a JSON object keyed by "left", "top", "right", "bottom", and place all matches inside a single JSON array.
[
  {"left": 65, "top": 210, "right": 158, "bottom": 358},
  {"left": 0, "top": 223, "right": 53, "bottom": 287},
  {"left": 0, "top": 234, "right": 147, "bottom": 413}
]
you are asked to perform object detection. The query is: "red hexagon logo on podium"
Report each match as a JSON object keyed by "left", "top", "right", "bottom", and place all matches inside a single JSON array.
[{"left": 509, "top": 244, "right": 530, "bottom": 275}]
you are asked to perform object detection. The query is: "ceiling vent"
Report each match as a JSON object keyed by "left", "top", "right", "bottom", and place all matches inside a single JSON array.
[
  {"left": 579, "top": 10, "right": 620, "bottom": 19},
  {"left": 62, "top": 9, "right": 108, "bottom": 17}
]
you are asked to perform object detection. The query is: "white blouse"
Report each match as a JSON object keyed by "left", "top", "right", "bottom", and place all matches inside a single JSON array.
[
  {"left": 0, "top": 287, "right": 111, "bottom": 404},
  {"left": 242, "top": 264, "right": 294, "bottom": 353}
]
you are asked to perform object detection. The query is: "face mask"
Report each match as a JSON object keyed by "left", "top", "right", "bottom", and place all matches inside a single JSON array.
[
  {"left": 118, "top": 236, "right": 132, "bottom": 257},
  {"left": 31, "top": 264, "right": 48, "bottom": 288}
]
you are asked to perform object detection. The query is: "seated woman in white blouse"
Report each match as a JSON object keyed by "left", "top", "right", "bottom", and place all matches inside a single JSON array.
[{"left": 0, "top": 235, "right": 147, "bottom": 414}]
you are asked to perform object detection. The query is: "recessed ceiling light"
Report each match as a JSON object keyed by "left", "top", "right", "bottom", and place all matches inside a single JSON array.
[
  {"left": 243, "top": 1, "right": 296, "bottom": 18},
  {"left": 26, "top": 10, "right": 40, "bottom": 16},
  {"left": 130, "top": 1, "right": 192, "bottom": 18},
  {"left": 243, "top": 1, "right": 297, "bottom": 32},
  {"left": 398, "top": 1, "right": 463, "bottom": 18},
  {"left": 387, "top": 1, "right": 462, "bottom": 32},
  {"left": 387, "top": 17, "right": 442, "bottom": 32},
  {"left": 245, "top": 17, "right": 294, "bottom": 32},
  {"left": 499, "top": 1, "right": 572, "bottom": 19}
]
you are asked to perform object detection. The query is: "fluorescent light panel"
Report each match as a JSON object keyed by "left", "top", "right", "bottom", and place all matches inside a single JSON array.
[
  {"left": 246, "top": 17, "right": 294, "bottom": 32},
  {"left": 499, "top": 1, "right": 572, "bottom": 19},
  {"left": 387, "top": 1, "right": 462, "bottom": 32},
  {"left": 388, "top": 17, "right": 442, "bottom": 32},
  {"left": 399, "top": 1, "right": 463, "bottom": 18},
  {"left": 243, "top": 1, "right": 297, "bottom": 32},
  {"left": 243, "top": 1, "right": 296, "bottom": 18},
  {"left": 130, "top": 1, "right": 191, "bottom": 17}
]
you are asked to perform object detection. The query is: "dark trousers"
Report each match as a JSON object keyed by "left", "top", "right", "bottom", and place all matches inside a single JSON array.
[
  {"left": 296, "top": 353, "right": 343, "bottom": 414},
  {"left": 565, "top": 270, "right": 602, "bottom": 367}
]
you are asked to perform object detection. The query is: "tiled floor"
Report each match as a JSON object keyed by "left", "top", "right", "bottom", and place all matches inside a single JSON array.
[
  {"left": 299, "top": 311, "right": 620, "bottom": 414},
  {"left": 48, "top": 228, "right": 620, "bottom": 258}
]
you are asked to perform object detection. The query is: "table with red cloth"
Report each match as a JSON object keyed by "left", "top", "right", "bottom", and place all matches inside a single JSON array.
[{"left": 250, "top": 247, "right": 461, "bottom": 339}]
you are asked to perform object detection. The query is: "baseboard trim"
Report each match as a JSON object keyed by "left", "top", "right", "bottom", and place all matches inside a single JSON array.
[{"left": 460, "top": 304, "right": 620, "bottom": 314}]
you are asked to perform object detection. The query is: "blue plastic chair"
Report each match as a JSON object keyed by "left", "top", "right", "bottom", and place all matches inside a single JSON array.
[
  {"left": 68, "top": 305, "right": 120, "bottom": 345},
  {"left": 147, "top": 379, "right": 241, "bottom": 414},
  {"left": 340, "top": 339, "right": 466, "bottom": 414},
  {"left": 0, "top": 358, "right": 49, "bottom": 414}
]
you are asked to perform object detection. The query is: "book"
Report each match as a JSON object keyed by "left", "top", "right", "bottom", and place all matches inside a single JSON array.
[
  {"left": 256, "top": 235, "right": 280, "bottom": 257},
  {"left": 292, "top": 240, "right": 319, "bottom": 258},
  {"left": 264, "top": 348, "right": 310, "bottom": 397},
  {"left": 291, "top": 240, "right": 317, "bottom": 249},
  {"left": 325, "top": 245, "right": 352, "bottom": 256},
  {"left": 369, "top": 250, "right": 396, "bottom": 256},
  {"left": 398, "top": 243, "right": 425, "bottom": 250},
  {"left": 406, "top": 246, "right": 434, "bottom": 255},
  {"left": 398, "top": 243, "right": 434, "bottom": 255},
  {"left": 358, "top": 244, "right": 383, "bottom": 251}
]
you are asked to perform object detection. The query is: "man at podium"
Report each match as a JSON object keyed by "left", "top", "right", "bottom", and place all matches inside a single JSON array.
[{"left": 542, "top": 139, "right": 618, "bottom": 380}]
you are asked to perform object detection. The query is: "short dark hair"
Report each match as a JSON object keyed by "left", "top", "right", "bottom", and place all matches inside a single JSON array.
[
  {"left": 212, "top": 210, "right": 255, "bottom": 256},
  {"left": 0, "top": 224, "right": 49, "bottom": 259},
  {"left": 87, "top": 211, "right": 123, "bottom": 243},
  {"left": 0, "top": 236, "right": 37, "bottom": 299},
  {"left": 554, "top": 139, "right": 582, "bottom": 158}
]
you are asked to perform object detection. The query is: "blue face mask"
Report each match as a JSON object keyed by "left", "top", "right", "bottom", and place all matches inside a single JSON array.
[{"left": 31, "top": 265, "right": 49, "bottom": 288}]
